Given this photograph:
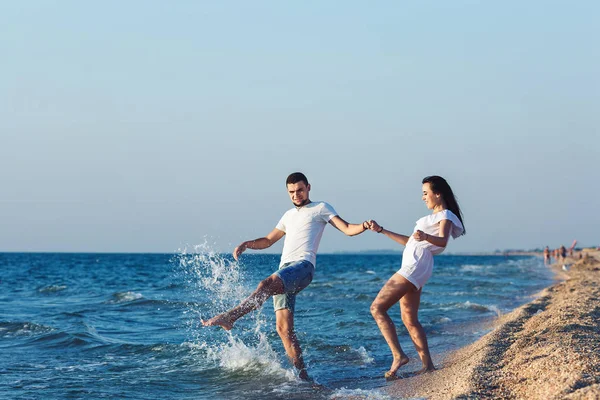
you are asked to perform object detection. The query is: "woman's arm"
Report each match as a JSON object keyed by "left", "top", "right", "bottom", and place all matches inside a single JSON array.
[
  {"left": 413, "top": 219, "right": 452, "bottom": 247},
  {"left": 368, "top": 220, "right": 410, "bottom": 246}
]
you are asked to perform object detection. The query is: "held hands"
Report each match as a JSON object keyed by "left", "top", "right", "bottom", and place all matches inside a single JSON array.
[
  {"left": 364, "top": 220, "right": 383, "bottom": 233},
  {"left": 233, "top": 242, "right": 248, "bottom": 261}
]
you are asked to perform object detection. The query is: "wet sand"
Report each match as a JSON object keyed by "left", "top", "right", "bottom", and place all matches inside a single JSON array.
[{"left": 386, "top": 249, "right": 600, "bottom": 399}]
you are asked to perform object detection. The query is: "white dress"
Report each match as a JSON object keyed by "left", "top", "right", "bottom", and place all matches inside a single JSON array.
[{"left": 397, "top": 209, "right": 464, "bottom": 289}]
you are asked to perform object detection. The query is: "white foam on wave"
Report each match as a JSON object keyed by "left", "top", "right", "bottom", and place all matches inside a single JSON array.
[
  {"left": 463, "top": 301, "right": 501, "bottom": 317},
  {"left": 108, "top": 291, "right": 143, "bottom": 303},
  {"left": 37, "top": 285, "right": 67, "bottom": 293},
  {"left": 460, "top": 264, "right": 487, "bottom": 272},
  {"left": 504, "top": 256, "right": 546, "bottom": 273},
  {"left": 0, "top": 322, "right": 55, "bottom": 337},
  {"left": 329, "top": 388, "right": 392, "bottom": 400}
]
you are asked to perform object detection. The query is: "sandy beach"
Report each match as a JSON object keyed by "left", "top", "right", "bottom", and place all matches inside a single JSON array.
[{"left": 386, "top": 249, "right": 600, "bottom": 399}]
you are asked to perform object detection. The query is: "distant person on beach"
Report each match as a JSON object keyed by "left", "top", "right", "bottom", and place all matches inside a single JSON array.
[
  {"left": 202, "top": 172, "right": 369, "bottom": 380},
  {"left": 569, "top": 240, "right": 577, "bottom": 257},
  {"left": 366, "top": 176, "right": 465, "bottom": 379},
  {"left": 544, "top": 246, "right": 551, "bottom": 265},
  {"left": 560, "top": 245, "right": 567, "bottom": 261}
]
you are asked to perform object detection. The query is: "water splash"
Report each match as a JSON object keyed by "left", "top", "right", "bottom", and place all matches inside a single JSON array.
[
  {"left": 175, "top": 242, "right": 249, "bottom": 333},
  {"left": 206, "top": 333, "right": 295, "bottom": 379},
  {"left": 353, "top": 346, "right": 374, "bottom": 365},
  {"left": 175, "top": 242, "right": 295, "bottom": 380}
]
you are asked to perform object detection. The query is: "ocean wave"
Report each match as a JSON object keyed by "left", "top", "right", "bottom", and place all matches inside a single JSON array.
[
  {"left": 0, "top": 321, "right": 55, "bottom": 338},
  {"left": 463, "top": 301, "right": 502, "bottom": 316},
  {"left": 336, "top": 320, "right": 369, "bottom": 328},
  {"left": 106, "top": 291, "right": 144, "bottom": 304},
  {"left": 37, "top": 284, "right": 67, "bottom": 294},
  {"left": 101, "top": 342, "right": 187, "bottom": 356},
  {"left": 117, "top": 298, "right": 201, "bottom": 309},
  {"left": 27, "top": 331, "right": 98, "bottom": 348},
  {"left": 460, "top": 264, "right": 488, "bottom": 272},
  {"left": 310, "top": 282, "right": 335, "bottom": 288}
]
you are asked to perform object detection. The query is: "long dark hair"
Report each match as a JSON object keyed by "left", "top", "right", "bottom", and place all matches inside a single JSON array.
[{"left": 422, "top": 175, "right": 466, "bottom": 235}]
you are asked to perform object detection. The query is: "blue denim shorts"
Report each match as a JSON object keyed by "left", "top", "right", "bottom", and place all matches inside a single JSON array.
[{"left": 273, "top": 260, "right": 314, "bottom": 313}]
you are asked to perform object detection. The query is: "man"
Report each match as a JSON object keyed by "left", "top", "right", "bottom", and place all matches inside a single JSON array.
[{"left": 202, "top": 172, "right": 369, "bottom": 380}]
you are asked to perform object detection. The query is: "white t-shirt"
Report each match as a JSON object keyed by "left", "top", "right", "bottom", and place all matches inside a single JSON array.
[
  {"left": 275, "top": 201, "right": 337, "bottom": 268},
  {"left": 401, "top": 209, "right": 464, "bottom": 268}
]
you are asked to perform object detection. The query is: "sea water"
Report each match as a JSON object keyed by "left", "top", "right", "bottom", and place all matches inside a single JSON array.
[{"left": 0, "top": 247, "right": 553, "bottom": 399}]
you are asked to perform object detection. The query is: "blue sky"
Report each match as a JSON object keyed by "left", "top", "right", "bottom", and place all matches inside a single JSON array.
[{"left": 1, "top": 1, "right": 598, "bottom": 253}]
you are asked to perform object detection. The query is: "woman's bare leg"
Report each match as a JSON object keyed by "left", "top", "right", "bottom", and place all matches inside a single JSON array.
[
  {"left": 370, "top": 274, "right": 416, "bottom": 378},
  {"left": 400, "top": 288, "right": 435, "bottom": 373}
]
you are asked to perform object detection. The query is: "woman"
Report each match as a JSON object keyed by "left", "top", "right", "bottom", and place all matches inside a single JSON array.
[{"left": 368, "top": 175, "right": 465, "bottom": 379}]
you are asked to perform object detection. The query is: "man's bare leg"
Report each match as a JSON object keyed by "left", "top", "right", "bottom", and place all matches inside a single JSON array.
[
  {"left": 275, "top": 308, "right": 309, "bottom": 380},
  {"left": 202, "top": 275, "right": 284, "bottom": 330},
  {"left": 400, "top": 289, "right": 435, "bottom": 373},
  {"left": 370, "top": 274, "right": 415, "bottom": 378}
]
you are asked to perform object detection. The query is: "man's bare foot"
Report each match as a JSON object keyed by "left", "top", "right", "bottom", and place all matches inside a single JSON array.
[
  {"left": 201, "top": 313, "right": 234, "bottom": 331},
  {"left": 384, "top": 355, "right": 410, "bottom": 379},
  {"left": 414, "top": 365, "right": 436, "bottom": 375}
]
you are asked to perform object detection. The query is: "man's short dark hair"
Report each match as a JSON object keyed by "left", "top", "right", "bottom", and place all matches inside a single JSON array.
[{"left": 286, "top": 172, "right": 309, "bottom": 186}]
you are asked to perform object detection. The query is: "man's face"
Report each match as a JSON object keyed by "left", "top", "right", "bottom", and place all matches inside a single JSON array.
[{"left": 287, "top": 182, "right": 310, "bottom": 207}]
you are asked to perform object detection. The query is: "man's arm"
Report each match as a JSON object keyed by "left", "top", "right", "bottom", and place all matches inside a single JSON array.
[
  {"left": 233, "top": 228, "right": 285, "bottom": 261},
  {"left": 328, "top": 216, "right": 368, "bottom": 237}
]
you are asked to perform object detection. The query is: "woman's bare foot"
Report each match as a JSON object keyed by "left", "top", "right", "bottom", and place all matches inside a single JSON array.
[
  {"left": 384, "top": 355, "right": 410, "bottom": 379},
  {"left": 201, "top": 313, "right": 234, "bottom": 331},
  {"left": 414, "top": 365, "right": 436, "bottom": 375}
]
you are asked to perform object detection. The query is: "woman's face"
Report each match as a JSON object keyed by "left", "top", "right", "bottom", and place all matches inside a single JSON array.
[{"left": 422, "top": 183, "right": 442, "bottom": 210}]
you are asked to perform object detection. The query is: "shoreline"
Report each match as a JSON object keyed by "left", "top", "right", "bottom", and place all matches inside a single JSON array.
[{"left": 385, "top": 249, "right": 600, "bottom": 399}]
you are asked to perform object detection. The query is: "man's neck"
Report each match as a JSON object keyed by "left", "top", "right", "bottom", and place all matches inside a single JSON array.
[{"left": 295, "top": 199, "right": 311, "bottom": 209}]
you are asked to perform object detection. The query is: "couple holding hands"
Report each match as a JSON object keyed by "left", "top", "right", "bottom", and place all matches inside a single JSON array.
[{"left": 203, "top": 172, "right": 465, "bottom": 381}]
